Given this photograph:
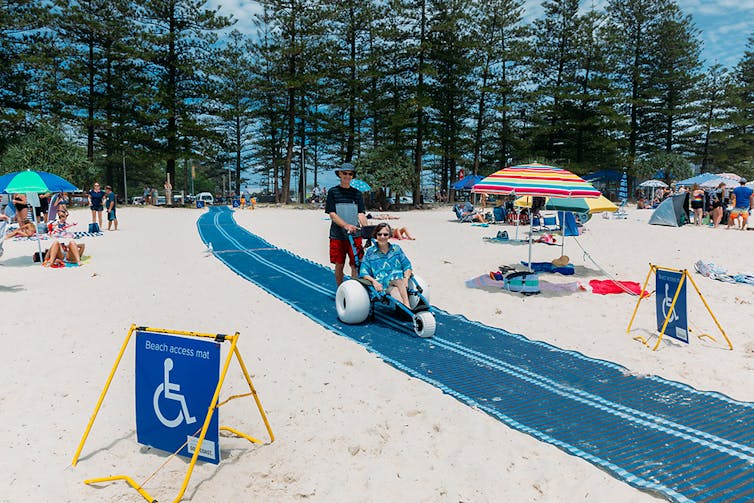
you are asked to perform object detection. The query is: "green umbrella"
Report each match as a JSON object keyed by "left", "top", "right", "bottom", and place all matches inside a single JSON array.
[
  {"left": 0, "top": 169, "right": 79, "bottom": 193},
  {"left": 1, "top": 170, "right": 78, "bottom": 266}
]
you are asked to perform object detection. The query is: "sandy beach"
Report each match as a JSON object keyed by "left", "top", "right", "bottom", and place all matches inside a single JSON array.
[{"left": 1, "top": 203, "right": 752, "bottom": 502}]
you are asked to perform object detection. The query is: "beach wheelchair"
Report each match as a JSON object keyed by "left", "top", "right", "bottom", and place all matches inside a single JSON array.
[{"left": 335, "top": 233, "right": 437, "bottom": 338}]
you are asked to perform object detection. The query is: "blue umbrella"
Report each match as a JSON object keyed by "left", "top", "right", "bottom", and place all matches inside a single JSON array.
[
  {"left": 618, "top": 172, "right": 628, "bottom": 202},
  {"left": 0, "top": 169, "right": 79, "bottom": 193},
  {"left": 350, "top": 178, "right": 372, "bottom": 192},
  {"left": 452, "top": 174, "right": 484, "bottom": 190}
]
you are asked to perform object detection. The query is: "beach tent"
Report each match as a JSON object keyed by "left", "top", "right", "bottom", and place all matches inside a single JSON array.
[{"left": 648, "top": 194, "right": 688, "bottom": 227}]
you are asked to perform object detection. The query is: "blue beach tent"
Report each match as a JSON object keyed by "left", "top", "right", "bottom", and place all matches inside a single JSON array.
[{"left": 648, "top": 194, "right": 688, "bottom": 227}]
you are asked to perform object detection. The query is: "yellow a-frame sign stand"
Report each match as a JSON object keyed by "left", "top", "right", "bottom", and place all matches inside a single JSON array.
[
  {"left": 627, "top": 264, "right": 732, "bottom": 351},
  {"left": 71, "top": 324, "right": 275, "bottom": 503}
]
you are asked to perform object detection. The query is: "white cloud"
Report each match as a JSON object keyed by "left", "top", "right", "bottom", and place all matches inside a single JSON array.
[{"left": 205, "top": 0, "right": 262, "bottom": 33}]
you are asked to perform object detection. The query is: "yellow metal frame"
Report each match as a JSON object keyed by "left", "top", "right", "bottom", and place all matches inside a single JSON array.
[
  {"left": 71, "top": 324, "right": 275, "bottom": 503},
  {"left": 627, "top": 264, "right": 732, "bottom": 351}
]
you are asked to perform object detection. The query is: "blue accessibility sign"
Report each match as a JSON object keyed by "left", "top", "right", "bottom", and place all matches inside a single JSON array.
[
  {"left": 135, "top": 331, "right": 221, "bottom": 464},
  {"left": 655, "top": 269, "right": 688, "bottom": 343}
]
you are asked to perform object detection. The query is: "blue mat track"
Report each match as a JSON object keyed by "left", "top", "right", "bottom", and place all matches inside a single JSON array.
[{"left": 199, "top": 207, "right": 754, "bottom": 503}]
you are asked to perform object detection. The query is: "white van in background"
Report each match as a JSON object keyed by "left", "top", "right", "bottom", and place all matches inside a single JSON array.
[{"left": 196, "top": 192, "right": 214, "bottom": 205}]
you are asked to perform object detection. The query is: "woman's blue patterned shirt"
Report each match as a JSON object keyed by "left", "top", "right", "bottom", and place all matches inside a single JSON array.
[{"left": 359, "top": 243, "right": 412, "bottom": 289}]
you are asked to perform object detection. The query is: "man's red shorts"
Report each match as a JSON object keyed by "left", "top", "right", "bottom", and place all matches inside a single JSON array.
[{"left": 330, "top": 238, "right": 363, "bottom": 266}]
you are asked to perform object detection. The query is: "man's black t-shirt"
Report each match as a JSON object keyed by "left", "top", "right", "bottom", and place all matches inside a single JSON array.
[{"left": 325, "top": 185, "right": 365, "bottom": 240}]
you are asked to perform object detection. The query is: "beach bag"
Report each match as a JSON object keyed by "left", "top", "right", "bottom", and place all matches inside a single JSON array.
[
  {"left": 88, "top": 222, "right": 100, "bottom": 233},
  {"left": 493, "top": 206, "right": 505, "bottom": 222},
  {"left": 503, "top": 271, "right": 540, "bottom": 294}
]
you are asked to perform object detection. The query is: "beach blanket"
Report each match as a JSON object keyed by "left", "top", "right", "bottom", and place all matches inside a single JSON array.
[
  {"left": 520, "top": 261, "right": 575, "bottom": 275},
  {"left": 589, "top": 279, "right": 648, "bottom": 296},
  {"left": 465, "top": 274, "right": 583, "bottom": 293},
  {"left": 694, "top": 260, "right": 754, "bottom": 286},
  {"left": 72, "top": 231, "right": 103, "bottom": 239}
]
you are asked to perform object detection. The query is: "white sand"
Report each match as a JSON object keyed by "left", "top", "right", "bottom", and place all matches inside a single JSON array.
[{"left": 1, "top": 204, "right": 752, "bottom": 502}]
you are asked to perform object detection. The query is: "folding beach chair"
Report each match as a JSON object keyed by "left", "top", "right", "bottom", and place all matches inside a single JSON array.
[{"left": 453, "top": 202, "right": 479, "bottom": 222}]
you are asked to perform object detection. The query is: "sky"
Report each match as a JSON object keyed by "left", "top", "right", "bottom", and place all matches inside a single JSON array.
[{"left": 208, "top": 0, "right": 754, "bottom": 69}]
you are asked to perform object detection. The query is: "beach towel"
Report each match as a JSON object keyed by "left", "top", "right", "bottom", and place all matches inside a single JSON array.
[
  {"left": 465, "top": 274, "right": 583, "bottom": 294},
  {"left": 694, "top": 260, "right": 753, "bottom": 285},
  {"left": 589, "top": 279, "right": 648, "bottom": 296},
  {"left": 520, "top": 261, "right": 575, "bottom": 275}
]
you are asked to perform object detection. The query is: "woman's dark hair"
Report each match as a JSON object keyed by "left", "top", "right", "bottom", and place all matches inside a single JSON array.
[
  {"left": 32, "top": 249, "right": 48, "bottom": 263},
  {"left": 372, "top": 222, "right": 392, "bottom": 238}
]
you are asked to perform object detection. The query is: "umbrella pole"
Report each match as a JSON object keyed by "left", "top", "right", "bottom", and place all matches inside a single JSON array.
[
  {"left": 528, "top": 212, "right": 533, "bottom": 272},
  {"left": 31, "top": 205, "right": 43, "bottom": 266}
]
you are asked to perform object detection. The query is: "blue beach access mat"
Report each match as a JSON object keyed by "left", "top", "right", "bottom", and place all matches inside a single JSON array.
[{"left": 199, "top": 207, "right": 754, "bottom": 503}]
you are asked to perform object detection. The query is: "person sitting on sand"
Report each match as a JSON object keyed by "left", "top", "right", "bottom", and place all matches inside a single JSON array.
[
  {"left": 48, "top": 208, "right": 75, "bottom": 237},
  {"left": 359, "top": 222, "right": 414, "bottom": 308},
  {"left": 4, "top": 218, "right": 36, "bottom": 239},
  {"left": 33, "top": 239, "right": 85, "bottom": 266}
]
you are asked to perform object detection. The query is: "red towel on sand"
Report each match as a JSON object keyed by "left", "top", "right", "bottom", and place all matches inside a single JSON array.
[{"left": 589, "top": 279, "right": 648, "bottom": 296}]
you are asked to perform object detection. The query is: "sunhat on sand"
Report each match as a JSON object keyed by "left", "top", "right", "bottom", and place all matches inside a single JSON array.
[{"left": 552, "top": 255, "right": 570, "bottom": 267}]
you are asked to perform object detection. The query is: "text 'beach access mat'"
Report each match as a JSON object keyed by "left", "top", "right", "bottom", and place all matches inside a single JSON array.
[{"left": 199, "top": 207, "right": 754, "bottom": 503}]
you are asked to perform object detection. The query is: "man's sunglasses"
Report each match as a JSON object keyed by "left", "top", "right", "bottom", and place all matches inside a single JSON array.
[{"left": 340, "top": 172, "right": 355, "bottom": 177}]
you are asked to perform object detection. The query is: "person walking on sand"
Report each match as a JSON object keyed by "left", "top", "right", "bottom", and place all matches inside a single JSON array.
[
  {"left": 727, "top": 179, "right": 753, "bottom": 230},
  {"left": 88, "top": 183, "right": 105, "bottom": 230},
  {"left": 104, "top": 185, "right": 118, "bottom": 230},
  {"left": 325, "top": 162, "right": 367, "bottom": 286}
]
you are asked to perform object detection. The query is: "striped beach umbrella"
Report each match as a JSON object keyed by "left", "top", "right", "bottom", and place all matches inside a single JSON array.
[
  {"left": 472, "top": 163, "right": 601, "bottom": 271},
  {"left": 471, "top": 162, "right": 601, "bottom": 198}
]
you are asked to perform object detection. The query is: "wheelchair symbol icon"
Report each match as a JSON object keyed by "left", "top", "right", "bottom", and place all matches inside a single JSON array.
[
  {"left": 662, "top": 282, "right": 679, "bottom": 324},
  {"left": 153, "top": 358, "right": 196, "bottom": 428}
]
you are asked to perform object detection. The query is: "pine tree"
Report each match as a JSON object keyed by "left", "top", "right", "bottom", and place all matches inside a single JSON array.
[{"left": 135, "top": 0, "right": 233, "bottom": 201}]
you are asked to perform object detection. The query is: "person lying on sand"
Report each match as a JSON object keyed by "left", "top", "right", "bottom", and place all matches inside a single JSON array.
[
  {"left": 4, "top": 218, "right": 36, "bottom": 239},
  {"left": 366, "top": 213, "right": 400, "bottom": 220},
  {"left": 391, "top": 227, "right": 415, "bottom": 240}
]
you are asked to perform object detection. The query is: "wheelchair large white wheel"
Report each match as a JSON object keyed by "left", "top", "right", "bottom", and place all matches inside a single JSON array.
[
  {"left": 408, "top": 275, "right": 431, "bottom": 310},
  {"left": 335, "top": 280, "right": 371, "bottom": 324},
  {"left": 413, "top": 311, "right": 436, "bottom": 338}
]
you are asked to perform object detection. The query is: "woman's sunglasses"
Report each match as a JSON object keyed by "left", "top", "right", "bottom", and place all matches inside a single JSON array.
[{"left": 376, "top": 232, "right": 390, "bottom": 237}]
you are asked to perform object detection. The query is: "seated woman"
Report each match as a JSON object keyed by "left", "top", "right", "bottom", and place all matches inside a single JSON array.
[
  {"left": 359, "top": 223, "right": 414, "bottom": 308},
  {"left": 4, "top": 218, "right": 36, "bottom": 239},
  {"left": 47, "top": 208, "right": 75, "bottom": 237},
  {"left": 33, "top": 239, "right": 85, "bottom": 266}
]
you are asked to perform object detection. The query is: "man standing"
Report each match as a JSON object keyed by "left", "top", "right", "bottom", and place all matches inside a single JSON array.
[
  {"left": 104, "top": 185, "right": 118, "bottom": 231},
  {"left": 728, "top": 178, "right": 753, "bottom": 230},
  {"left": 325, "top": 163, "right": 368, "bottom": 285}
]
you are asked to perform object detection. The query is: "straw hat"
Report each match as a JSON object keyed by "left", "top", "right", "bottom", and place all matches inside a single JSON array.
[{"left": 552, "top": 255, "right": 570, "bottom": 267}]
